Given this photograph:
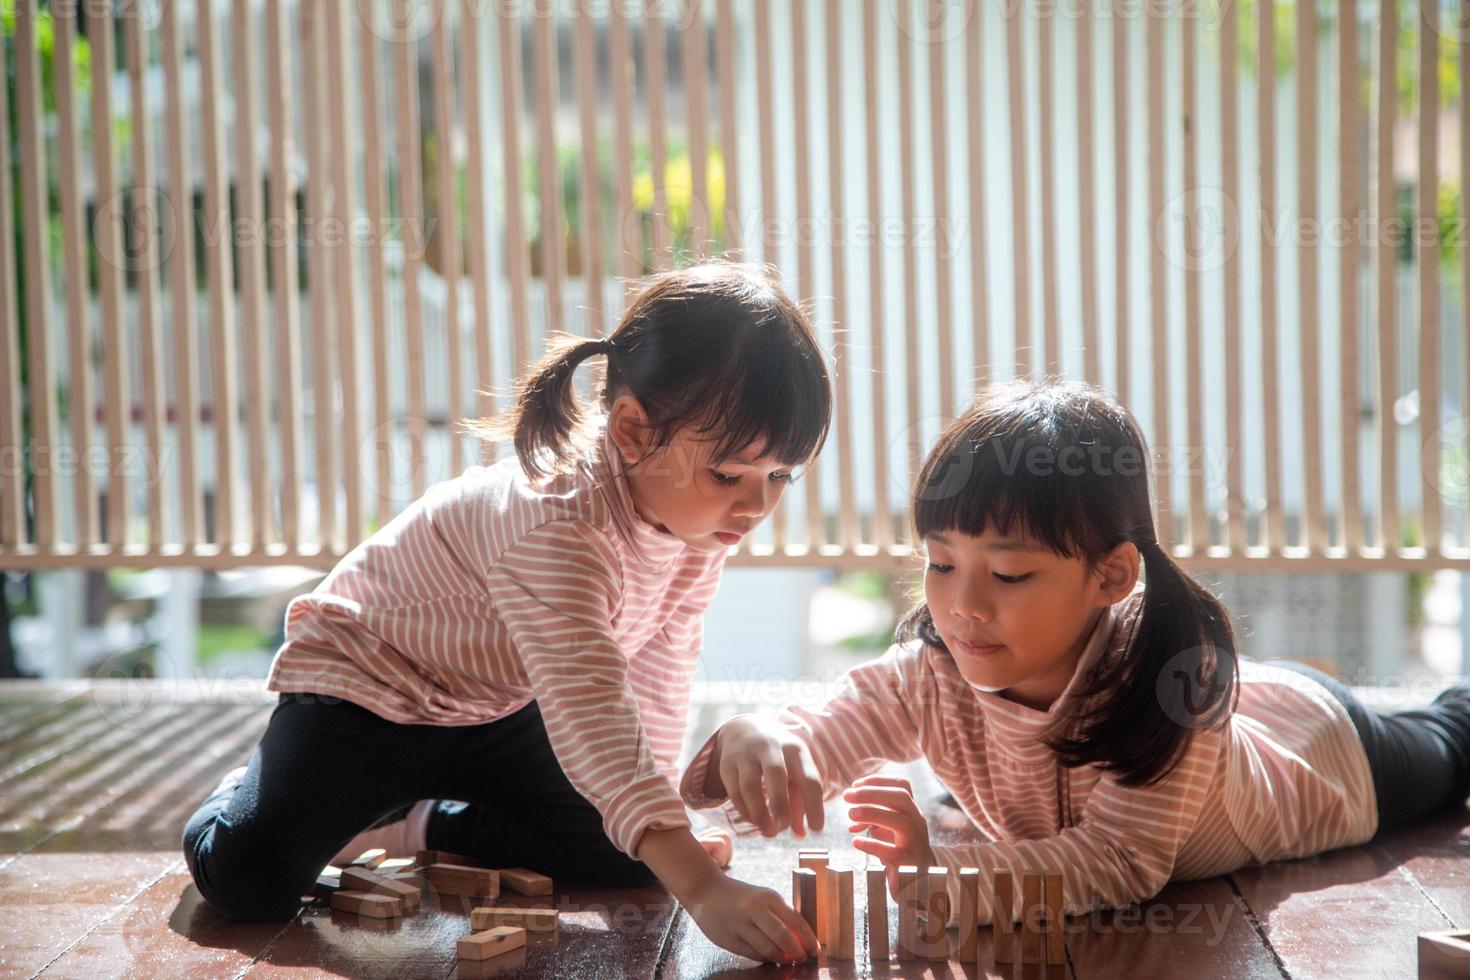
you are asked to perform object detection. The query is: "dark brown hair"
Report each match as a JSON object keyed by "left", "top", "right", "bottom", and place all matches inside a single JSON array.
[
  {"left": 895, "top": 379, "right": 1238, "bottom": 787},
  {"left": 467, "top": 263, "right": 832, "bottom": 481}
]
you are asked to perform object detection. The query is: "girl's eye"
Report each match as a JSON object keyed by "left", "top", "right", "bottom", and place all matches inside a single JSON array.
[
  {"left": 993, "top": 572, "right": 1032, "bottom": 584},
  {"left": 926, "top": 562, "right": 954, "bottom": 574},
  {"left": 709, "top": 470, "right": 740, "bottom": 485},
  {"left": 772, "top": 471, "right": 796, "bottom": 484}
]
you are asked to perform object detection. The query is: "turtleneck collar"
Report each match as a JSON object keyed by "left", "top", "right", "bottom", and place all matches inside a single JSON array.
[{"left": 587, "top": 419, "right": 692, "bottom": 569}]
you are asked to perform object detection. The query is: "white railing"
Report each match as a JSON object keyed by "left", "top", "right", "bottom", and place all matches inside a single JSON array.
[{"left": 1, "top": 0, "right": 1468, "bottom": 573}]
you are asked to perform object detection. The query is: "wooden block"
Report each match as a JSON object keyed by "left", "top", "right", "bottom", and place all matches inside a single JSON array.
[
  {"left": 993, "top": 869, "right": 1015, "bottom": 964},
  {"left": 793, "top": 868, "right": 818, "bottom": 935},
  {"left": 797, "top": 851, "right": 829, "bottom": 873},
  {"left": 350, "top": 848, "right": 386, "bottom": 869},
  {"left": 866, "top": 863, "right": 889, "bottom": 961},
  {"left": 376, "top": 856, "right": 414, "bottom": 873},
  {"left": 957, "top": 867, "right": 980, "bottom": 962},
  {"left": 340, "top": 866, "right": 421, "bottom": 910},
  {"left": 1419, "top": 929, "right": 1470, "bottom": 976},
  {"left": 832, "top": 868, "right": 854, "bottom": 959},
  {"left": 1044, "top": 872, "right": 1065, "bottom": 965},
  {"left": 415, "top": 848, "right": 479, "bottom": 868},
  {"left": 896, "top": 865, "right": 920, "bottom": 960},
  {"left": 920, "top": 866, "right": 949, "bottom": 959},
  {"left": 457, "top": 925, "right": 527, "bottom": 961},
  {"left": 471, "top": 906, "right": 559, "bottom": 933},
  {"left": 816, "top": 866, "right": 836, "bottom": 952},
  {"left": 425, "top": 863, "right": 500, "bottom": 898},
  {"left": 330, "top": 890, "right": 403, "bottom": 919},
  {"left": 498, "top": 867, "right": 553, "bottom": 896},
  {"left": 1020, "top": 872, "right": 1042, "bottom": 965}
]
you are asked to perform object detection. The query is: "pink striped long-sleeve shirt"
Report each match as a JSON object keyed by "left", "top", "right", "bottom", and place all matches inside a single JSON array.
[
  {"left": 681, "top": 586, "right": 1378, "bottom": 923},
  {"left": 267, "top": 426, "right": 725, "bottom": 856}
]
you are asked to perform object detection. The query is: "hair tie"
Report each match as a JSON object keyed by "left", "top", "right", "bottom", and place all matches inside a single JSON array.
[{"left": 596, "top": 337, "right": 618, "bottom": 356}]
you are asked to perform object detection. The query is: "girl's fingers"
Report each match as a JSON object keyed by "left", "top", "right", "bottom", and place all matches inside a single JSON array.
[
  {"left": 791, "top": 746, "right": 825, "bottom": 832},
  {"left": 752, "top": 906, "right": 808, "bottom": 963},
  {"left": 727, "top": 932, "right": 767, "bottom": 964},
  {"left": 843, "top": 785, "right": 923, "bottom": 818},
  {"left": 786, "top": 774, "right": 808, "bottom": 839},
  {"left": 737, "top": 764, "right": 774, "bottom": 834},
  {"left": 769, "top": 897, "right": 822, "bottom": 955},
  {"left": 851, "top": 773, "right": 913, "bottom": 792},
  {"left": 845, "top": 802, "right": 908, "bottom": 831},
  {"left": 762, "top": 758, "right": 792, "bottom": 831},
  {"left": 851, "top": 834, "right": 905, "bottom": 864}
]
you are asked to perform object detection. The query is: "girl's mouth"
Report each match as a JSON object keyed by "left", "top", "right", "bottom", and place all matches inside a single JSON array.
[
  {"left": 953, "top": 637, "right": 1005, "bottom": 658},
  {"left": 714, "top": 531, "right": 742, "bottom": 546}
]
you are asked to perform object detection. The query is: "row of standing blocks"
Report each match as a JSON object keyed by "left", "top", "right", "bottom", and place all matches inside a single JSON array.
[{"left": 793, "top": 849, "right": 1065, "bottom": 966}]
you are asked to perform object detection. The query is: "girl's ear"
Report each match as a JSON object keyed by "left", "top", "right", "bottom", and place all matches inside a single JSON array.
[
  {"left": 608, "top": 394, "right": 652, "bottom": 466},
  {"left": 1095, "top": 541, "right": 1141, "bottom": 605}
]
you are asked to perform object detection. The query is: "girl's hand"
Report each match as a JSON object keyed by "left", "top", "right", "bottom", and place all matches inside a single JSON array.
[
  {"left": 706, "top": 714, "right": 826, "bottom": 838},
  {"left": 696, "top": 825, "right": 734, "bottom": 869},
  {"left": 844, "top": 774, "right": 936, "bottom": 893},
  {"left": 685, "top": 871, "right": 821, "bottom": 964}
]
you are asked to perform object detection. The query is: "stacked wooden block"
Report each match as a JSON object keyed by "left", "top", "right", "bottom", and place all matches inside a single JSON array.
[{"left": 794, "top": 853, "right": 1066, "bottom": 967}]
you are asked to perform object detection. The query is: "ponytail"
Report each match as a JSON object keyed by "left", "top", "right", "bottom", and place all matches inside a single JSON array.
[
  {"left": 1045, "top": 538, "right": 1239, "bottom": 787},
  {"left": 500, "top": 335, "right": 613, "bottom": 482}
]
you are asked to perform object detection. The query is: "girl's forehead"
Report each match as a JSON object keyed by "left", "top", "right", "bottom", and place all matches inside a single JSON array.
[{"left": 924, "top": 529, "right": 1048, "bottom": 553}]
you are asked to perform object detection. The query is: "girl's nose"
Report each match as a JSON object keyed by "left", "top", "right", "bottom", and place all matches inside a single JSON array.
[
  {"left": 950, "top": 588, "right": 993, "bottom": 623},
  {"left": 732, "top": 478, "right": 779, "bottom": 519}
]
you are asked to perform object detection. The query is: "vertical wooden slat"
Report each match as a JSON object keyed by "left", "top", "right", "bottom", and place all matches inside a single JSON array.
[
  {"left": 461, "top": 0, "right": 495, "bottom": 426},
  {"left": 1339, "top": 0, "right": 1363, "bottom": 552},
  {"left": 647, "top": 2, "right": 671, "bottom": 268},
  {"left": 1147, "top": 0, "right": 1170, "bottom": 547},
  {"left": 267, "top": 0, "right": 305, "bottom": 549},
  {"left": 1077, "top": 0, "right": 1099, "bottom": 384},
  {"left": 125, "top": 7, "right": 167, "bottom": 550},
  {"left": 1182, "top": 12, "right": 1206, "bottom": 550},
  {"left": 825, "top": 0, "right": 855, "bottom": 552},
  {"left": 792, "top": 0, "right": 824, "bottom": 550},
  {"left": 575, "top": 0, "right": 606, "bottom": 333},
  {"left": 1297, "top": 0, "right": 1326, "bottom": 552},
  {"left": 611, "top": 1, "right": 639, "bottom": 288},
  {"left": 898, "top": 0, "right": 922, "bottom": 544},
  {"left": 1221, "top": 0, "right": 1246, "bottom": 552},
  {"left": 1112, "top": 0, "right": 1129, "bottom": 405},
  {"left": 89, "top": 0, "right": 130, "bottom": 549},
  {"left": 361, "top": 3, "right": 393, "bottom": 522},
  {"left": 1005, "top": 0, "right": 1032, "bottom": 377},
  {"left": 1375, "top": 0, "right": 1399, "bottom": 553},
  {"left": 160, "top": 0, "right": 203, "bottom": 549},
  {"left": 928, "top": 4, "right": 955, "bottom": 419},
  {"left": 754, "top": 0, "right": 787, "bottom": 550},
  {"left": 326, "top": 0, "right": 363, "bottom": 544},
  {"left": 396, "top": 1, "right": 429, "bottom": 501},
  {"left": 1417, "top": 0, "right": 1441, "bottom": 554},
  {"left": 431, "top": 0, "right": 465, "bottom": 473},
  {"left": 0, "top": 23, "right": 25, "bottom": 547},
  {"left": 302, "top": 0, "right": 337, "bottom": 542},
  {"left": 233, "top": 0, "right": 272, "bottom": 550},
  {"left": 1037, "top": 0, "right": 1059, "bottom": 376},
  {"left": 716, "top": 0, "right": 741, "bottom": 257},
  {"left": 498, "top": 6, "right": 533, "bottom": 375},
  {"left": 199, "top": 0, "right": 240, "bottom": 548},
  {"left": 1259, "top": 0, "right": 1285, "bottom": 551},
  {"left": 535, "top": 7, "right": 566, "bottom": 333},
  {"left": 863, "top": 0, "right": 891, "bottom": 551},
  {"left": 966, "top": 0, "right": 989, "bottom": 390},
  {"left": 51, "top": 7, "right": 97, "bottom": 549},
  {"left": 684, "top": 0, "right": 709, "bottom": 259}
]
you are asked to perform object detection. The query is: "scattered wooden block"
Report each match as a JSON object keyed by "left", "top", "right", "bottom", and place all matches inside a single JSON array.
[
  {"left": 425, "top": 863, "right": 500, "bottom": 898},
  {"left": 866, "top": 863, "right": 889, "bottom": 961},
  {"left": 498, "top": 867, "right": 553, "bottom": 896},
  {"left": 350, "top": 848, "right": 386, "bottom": 869},
  {"left": 471, "top": 906, "right": 559, "bottom": 933},
  {"left": 957, "top": 867, "right": 980, "bottom": 962},
  {"left": 1044, "top": 872, "right": 1065, "bottom": 965},
  {"left": 833, "top": 868, "right": 855, "bottom": 959},
  {"left": 920, "top": 867, "right": 950, "bottom": 959},
  {"left": 1419, "top": 929, "right": 1470, "bottom": 976},
  {"left": 457, "top": 925, "right": 527, "bottom": 961},
  {"left": 329, "top": 890, "right": 403, "bottom": 919},
  {"left": 340, "top": 866, "right": 422, "bottom": 911},
  {"left": 376, "top": 856, "right": 414, "bottom": 873},
  {"left": 793, "top": 868, "right": 818, "bottom": 936},
  {"left": 993, "top": 869, "right": 1015, "bottom": 964},
  {"left": 415, "top": 849, "right": 479, "bottom": 868},
  {"left": 1020, "top": 871, "right": 1042, "bottom": 965},
  {"left": 896, "top": 865, "right": 920, "bottom": 960}
]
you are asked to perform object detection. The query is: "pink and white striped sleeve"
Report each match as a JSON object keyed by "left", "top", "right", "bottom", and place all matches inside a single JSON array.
[{"left": 485, "top": 520, "right": 692, "bottom": 856}]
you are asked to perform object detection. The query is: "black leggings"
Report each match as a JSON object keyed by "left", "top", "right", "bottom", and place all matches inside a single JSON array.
[
  {"left": 1264, "top": 661, "right": 1470, "bottom": 832},
  {"left": 183, "top": 694, "right": 655, "bottom": 921}
]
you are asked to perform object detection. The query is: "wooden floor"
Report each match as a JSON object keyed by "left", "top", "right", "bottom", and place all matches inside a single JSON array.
[{"left": 1, "top": 680, "right": 1467, "bottom": 979}]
